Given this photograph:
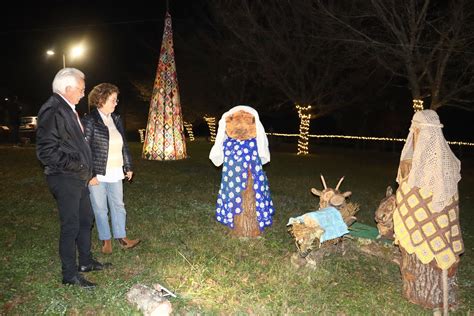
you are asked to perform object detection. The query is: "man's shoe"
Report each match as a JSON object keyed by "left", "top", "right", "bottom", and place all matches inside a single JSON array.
[
  {"left": 78, "top": 259, "right": 112, "bottom": 273},
  {"left": 117, "top": 237, "right": 141, "bottom": 249},
  {"left": 62, "top": 274, "right": 96, "bottom": 289}
]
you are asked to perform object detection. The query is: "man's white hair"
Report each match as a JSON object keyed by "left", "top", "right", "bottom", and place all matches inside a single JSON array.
[{"left": 52, "top": 68, "right": 85, "bottom": 94}]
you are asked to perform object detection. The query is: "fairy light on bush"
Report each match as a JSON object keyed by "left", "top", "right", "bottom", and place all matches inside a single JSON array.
[
  {"left": 138, "top": 129, "right": 146, "bottom": 143},
  {"left": 413, "top": 99, "right": 424, "bottom": 112},
  {"left": 183, "top": 121, "right": 195, "bottom": 141},
  {"left": 204, "top": 116, "right": 216, "bottom": 142},
  {"left": 296, "top": 104, "right": 312, "bottom": 155}
]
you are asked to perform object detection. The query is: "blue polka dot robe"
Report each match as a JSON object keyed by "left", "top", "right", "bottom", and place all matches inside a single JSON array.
[{"left": 215, "top": 137, "right": 275, "bottom": 231}]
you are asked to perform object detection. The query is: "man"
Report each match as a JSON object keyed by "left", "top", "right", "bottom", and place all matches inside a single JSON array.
[{"left": 36, "top": 68, "right": 110, "bottom": 289}]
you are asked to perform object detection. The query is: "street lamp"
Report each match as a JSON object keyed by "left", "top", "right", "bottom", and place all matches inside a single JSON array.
[
  {"left": 46, "top": 50, "right": 65, "bottom": 68},
  {"left": 46, "top": 44, "right": 85, "bottom": 69}
]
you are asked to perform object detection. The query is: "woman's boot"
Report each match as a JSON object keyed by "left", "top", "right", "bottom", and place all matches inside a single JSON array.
[
  {"left": 102, "top": 239, "right": 112, "bottom": 254},
  {"left": 117, "top": 237, "right": 141, "bottom": 249}
]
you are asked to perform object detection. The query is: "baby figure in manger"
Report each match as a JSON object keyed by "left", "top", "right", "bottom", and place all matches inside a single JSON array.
[{"left": 209, "top": 105, "right": 274, "bottom": 238}]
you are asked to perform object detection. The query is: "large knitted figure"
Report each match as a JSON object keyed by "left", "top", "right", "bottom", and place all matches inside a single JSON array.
[
  {"left": 393, "top": 109, "right": 463, "bottom": 311},
  {"left": 209, "top": 105, "right": 274, "bottom": 237}
]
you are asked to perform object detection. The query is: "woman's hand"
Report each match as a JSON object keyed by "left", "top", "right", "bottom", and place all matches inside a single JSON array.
[
  {"left": 89, "top": 177, "right": 99, "bottom": 186},
  {"left": 126, "top": 171, "right": 133, "bottom": 181}
]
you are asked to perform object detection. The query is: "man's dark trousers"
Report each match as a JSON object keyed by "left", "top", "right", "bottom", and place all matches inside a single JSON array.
[{"left": 47, "top": 175, "right": 94, "bottom": 280}]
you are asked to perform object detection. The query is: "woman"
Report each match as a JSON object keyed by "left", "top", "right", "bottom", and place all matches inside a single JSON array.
[{"left": 83, "top": 83, "right": 140, "bottom": 254}]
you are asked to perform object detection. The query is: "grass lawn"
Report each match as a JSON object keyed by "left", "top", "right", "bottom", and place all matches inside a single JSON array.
[{"left": 1, "top": 139, "right": 473, "bottom": 315}]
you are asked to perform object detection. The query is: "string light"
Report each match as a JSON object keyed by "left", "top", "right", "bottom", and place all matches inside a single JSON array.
[
  {"left": 295, "top": 104, "right": 312, "bottom": 155},
  {"left": 140, "top": 108, "right": 474, "bottom": 149},
  {"left": 266, "top": 132, "right": 474, "bottom": 146},
  {"left": 138, "top": 128, "right": 146, "bottom": 143},
  {"left": 183, "top": 121, "right": 195, "bottom": 141},
  {"left": 140, "top": 126, "right": 473, "bottom": 147},
  {"left": 444, "top": 140, "right": 474, "bottom": 146},
  {"left": 413, "top": 99, "right": 424, "bottom": 112},
  {"left": 204, "top": 116, "right": 216, "bottom": 142}
]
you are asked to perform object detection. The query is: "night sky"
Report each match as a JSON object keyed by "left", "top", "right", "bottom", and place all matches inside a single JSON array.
[
  {"left": 1, "top": 1, "right": 473, "bottom": 142},
  {"left": 1, "top": 0, "right": 209, "bottom": 116}
]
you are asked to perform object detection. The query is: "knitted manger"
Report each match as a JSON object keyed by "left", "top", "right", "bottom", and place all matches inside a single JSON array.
[
  {"left": 287, "top": 207, "right": 349, "bottom": 258},
  {"left": 287, "top": 175, "right": 359, "bottom": 260}
]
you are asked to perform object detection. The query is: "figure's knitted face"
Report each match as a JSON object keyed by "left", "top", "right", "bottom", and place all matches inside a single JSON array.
[{"left": 225, "top": 110, "right": 257, "bottom": 140}]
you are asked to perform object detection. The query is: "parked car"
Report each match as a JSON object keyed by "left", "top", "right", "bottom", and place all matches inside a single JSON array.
[
  {"left": 0, "top": 125, "right": 10, "bottom": 142},
  {"left": 19, "top": 116, "right": 38, "bottom": 131},
  {"left": 18, "top": 116, "right": 37, "bottom": 143}
]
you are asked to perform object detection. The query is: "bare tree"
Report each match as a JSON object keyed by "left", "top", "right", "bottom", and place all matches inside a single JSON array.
[
  {"left": 209, "top": 0, "right": 370, "bottom": 119},
  {"left": 318, "top": 0, "right": 474, "bottom": 111}
]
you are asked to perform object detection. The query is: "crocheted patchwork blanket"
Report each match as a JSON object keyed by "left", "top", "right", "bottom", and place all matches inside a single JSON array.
[{"left": 394, "top": 180, "right": 464, "bottom": 270}]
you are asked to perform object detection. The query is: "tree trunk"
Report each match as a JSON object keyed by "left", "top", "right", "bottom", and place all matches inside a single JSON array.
[
  {"left": 230, "top": 168, "right": 261, "bottom": 238},
  {"left": 399, "top": 248, "right": 459, "bottom": 309}
]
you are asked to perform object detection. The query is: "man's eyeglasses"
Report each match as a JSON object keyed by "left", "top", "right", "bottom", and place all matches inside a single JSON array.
[{"left": 74, "top": 86, "right": 85, "bottom": 94}]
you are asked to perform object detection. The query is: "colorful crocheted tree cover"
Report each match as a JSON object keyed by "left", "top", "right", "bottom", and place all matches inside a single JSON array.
[{"left": 142, "top": 11, "right": 187, "bottom": 160}]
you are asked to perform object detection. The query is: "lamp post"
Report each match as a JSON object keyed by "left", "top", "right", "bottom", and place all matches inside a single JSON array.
[
  {"left": 46, "top": 44, "right": 88, "bottom": 113},
  {"left": 46, "top": 44, "right": 85, "bottom": 69},
  {"left": 46, "top": 50, "right": 65, "bottom": 68}
]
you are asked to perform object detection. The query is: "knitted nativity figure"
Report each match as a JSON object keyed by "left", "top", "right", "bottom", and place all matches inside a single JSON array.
[
  {"left": 393, "top": 109, "right": 464, "bottom": 310},
  {"left": 209, "top": 105, "right": 274, "bottom": 238}
]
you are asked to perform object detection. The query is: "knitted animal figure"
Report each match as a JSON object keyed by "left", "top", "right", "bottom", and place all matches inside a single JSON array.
[
  {"left": 374, "top": 186, "right": 396, "bottom": 239},
  {"left": 311, "top": 175, "right": 359, "bottom": 226},
  {"left": 209, "top": 105, "right": 274, "bottom": 238}
]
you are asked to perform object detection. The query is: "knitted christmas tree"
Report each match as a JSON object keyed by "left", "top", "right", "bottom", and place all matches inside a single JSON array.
[{"left": 142, "top": 11, "right": 187, "bottom": 160}]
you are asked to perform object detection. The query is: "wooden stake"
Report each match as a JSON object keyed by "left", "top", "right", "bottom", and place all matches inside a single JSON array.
[{"left": 442, "top": 268, "right": 448, "bottom": 316}]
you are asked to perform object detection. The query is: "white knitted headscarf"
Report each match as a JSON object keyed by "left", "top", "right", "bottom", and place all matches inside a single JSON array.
[
  {"left": 396, "top": 109, "right": 461, "bottom": 212},
  {"left": 209, "top": 105, "right": 270, "bottom": 167}
]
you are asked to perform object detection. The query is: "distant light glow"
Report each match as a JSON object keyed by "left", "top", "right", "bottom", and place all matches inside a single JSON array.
[
  {"left": 70, "top": 45, "right": 85, "bottom": 58},
  {"left": 46, "top": 50, "right": 55, "bottom": 56}
]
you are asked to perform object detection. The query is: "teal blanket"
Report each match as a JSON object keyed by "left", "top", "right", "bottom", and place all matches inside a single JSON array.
[{"left": 287, "top": 206, "right": 349, "bottom": 243}]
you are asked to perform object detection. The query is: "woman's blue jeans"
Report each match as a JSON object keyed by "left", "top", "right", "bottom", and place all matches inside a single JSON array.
[{"left": 88, "top": 180, "right": 127, "bottom": 240}]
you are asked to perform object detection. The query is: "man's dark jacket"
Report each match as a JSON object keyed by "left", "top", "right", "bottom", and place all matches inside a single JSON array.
[
  {"left": 36, "top": 93, "right": 93, "bottom": 181},
  {"left": 81, "top": 107, "right": 132, "bottom": 177}
]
